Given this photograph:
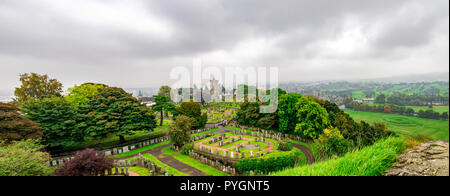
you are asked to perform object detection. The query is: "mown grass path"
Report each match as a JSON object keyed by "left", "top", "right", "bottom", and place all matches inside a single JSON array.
[{"left": 148, "top": 144, "right": 208, "bottom": 176}]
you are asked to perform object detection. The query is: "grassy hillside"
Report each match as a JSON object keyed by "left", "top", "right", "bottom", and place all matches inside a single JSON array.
[
  {"left": 345, "top": 110, "right": 449, "bottom": 141},
  {"left": 271, "top": 137, "right": 406, "bottom": 176}
]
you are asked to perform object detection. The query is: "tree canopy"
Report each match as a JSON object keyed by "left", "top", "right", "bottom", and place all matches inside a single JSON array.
[
  {"left": 0, "top": 102, "right": 42, "bottom": 143},
  {"left": 294, "top": 97, "right": 330, "bottom": 139},
  {"left": 65, "top": 83, "right": 107, "bottom": 107},
  {"left": 22, "top": 97, "right": 81, "bottom": 148},
  {"left": 14, "top": 73, "right": 63, "bottom": 104},
  {"left": 84, "top": 87, "right": 157, "bottom": 143},
  {"left": 168, "top": 115, "right": 193, "bottom": 147},
  {"left": 173, "top": 101, "right": 207, "bottom": 129}
]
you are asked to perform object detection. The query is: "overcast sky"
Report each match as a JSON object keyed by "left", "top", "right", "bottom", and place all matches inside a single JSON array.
[{"left": 0, "top": 0, "right": 448, "bottom": 91}]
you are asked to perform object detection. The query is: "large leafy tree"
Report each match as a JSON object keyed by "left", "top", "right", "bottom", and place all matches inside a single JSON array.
[
  {"left": 85, "top": 87, "right": 157, "bottom": 143},
  {"left": 278, "top": 93, "right": 302, "bottom": 134},
  {"left": 236, "top": 102, "right": 261, "bottom": 127},
  {"left": 0, "top": 140, "right": 53, "bottom": 176},
  {"left": 14, "top": 73, "right": 63, "bottom": 104},
  {"left": 173, "top": 100, "right": 207, "bottom": 129},
  {"left": 0, "top": 102, "right": 43, "bottom": 143},
  {"left": 168, "top": 115, "right": 193, "bottom": 147},
  {"left": 294, "top": 97, "right": 330, "bottom": 139},
  {"left": 54, "top": 149, "right": 114, "bottom": 176},
  {"left": 153, "top": 95, "right": 175, "bottom": 126},
  {"left": 65, "top": 83, "right": 107, "bottom": 107},
  {"left": 22, "top": 97, "right": 81, "bottom": 148}
]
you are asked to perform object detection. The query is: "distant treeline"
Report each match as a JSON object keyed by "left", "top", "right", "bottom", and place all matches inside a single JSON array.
[{"left": 345, "top": 102, "right": 449, "bottom": 121}]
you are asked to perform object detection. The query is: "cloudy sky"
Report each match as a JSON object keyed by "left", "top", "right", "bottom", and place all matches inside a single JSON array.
[{"left": 0, "top": 0, "right": 448, "bottom": 91}]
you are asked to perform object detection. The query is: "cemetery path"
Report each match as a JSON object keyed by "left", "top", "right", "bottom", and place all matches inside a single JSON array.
[
  {"left": 292, "top": 143, "right": 315, "bottom": 164},
  {"left": 148, "top": 144, "right": 208, "bottom": 176}
]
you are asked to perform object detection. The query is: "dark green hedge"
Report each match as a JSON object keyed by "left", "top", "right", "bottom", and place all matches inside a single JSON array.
[{"left": 235, "top": 151, "right": 298, "bottom": 174}]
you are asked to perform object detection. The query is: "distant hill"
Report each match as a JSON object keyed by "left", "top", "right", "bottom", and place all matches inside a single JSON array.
[{"left": 356, "top": 72, "right": 449, "bottom": 83}]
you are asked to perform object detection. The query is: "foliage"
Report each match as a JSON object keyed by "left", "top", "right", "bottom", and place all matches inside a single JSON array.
[
  {"left": 153, "top": 95, "right": 176, "bottom": 126},
  {"left": 84, "top": 87, "right": 157, "bottom": 143},
  {"left": 14, "top": 73, "right": 63, "bottom": 104},
  {"left": 278, "top": 93, "right": 302, "bottom": 134},
  {"left": 294, "top": 97, "right": 330, "bottom": 139},
  {"left": 0, "top": 140, "right": 53, "bottom": 176},
  {"left": 271, "top": 137, "right": 406, "bottom": 176},
  {"left": 236, "top": 151, "right": 299, "bottom": 174},
  {"left": 181, "top": 143, "right": 194, "bottom": 155},
  {"left": 22, "top": 97, "right": 82, "bottom": 148},
  {"left": 278, "top": 141, "right": 293, "bottom": 151},
  {"left": 0, "top": 102, "right": 43, "bottom": 143},
  {"left": 54, "top": 148, "right": 114, "bottom": 176},
  {"left": 173, "top": 101, "right": 207, "bottom": 129},
  {"left": 168, "top": 115, "right": 193, "bottom": 147},
  {"left": 158, "top": 85, "right": 172, "bottom": 98},
  {"left": 65, "top": 83, "right": 107, "bottom": 107}
]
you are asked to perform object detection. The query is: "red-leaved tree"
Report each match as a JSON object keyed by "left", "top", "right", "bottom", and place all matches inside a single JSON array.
[{"left": 54, "top": 149, "right": 114, "bottom": 176}]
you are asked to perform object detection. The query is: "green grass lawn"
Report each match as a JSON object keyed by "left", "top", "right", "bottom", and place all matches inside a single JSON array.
[
  {"left": 163, "top": 146, "right": 229, "bottom": 176},
  {"left": 406, "top": 105, "right": 449, "bottom": 114},
  {"left": 191, "top": 128, "right": 219, "bottom": 137},
  {"left": 345, "top": 110, "right": 449, "bottom": 141}
]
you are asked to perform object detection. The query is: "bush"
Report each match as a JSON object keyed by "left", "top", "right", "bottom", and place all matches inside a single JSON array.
[
  {"left": 0, "top": 140, "right": 53, "bottom": 176},
  {"left": 181, "top": 143, "right": 194, "bottom": 155},
  {"left": 316, "top": 137, "right": 354, "bottom": 159},
  {"left": 54, "top": 149, "right": 114, "bottom": 176},
  {"left": 278, "top": 141, "right": 293, "bottom": 151},
  {"left": 236, "top": 151, "right": 299, "bottom": 175}
]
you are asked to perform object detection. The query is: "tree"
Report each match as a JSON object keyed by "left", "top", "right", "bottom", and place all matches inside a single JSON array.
[
  {"left": 236, "top": 101, "right": 261, "bottom": 127},
  {"left": 173, "top": 100, "right": 207, "bottom": 129},
  {"left": 22, "top": 97, "right": 81, "bottom": 148},
  {"left": 0, "top": 140, "right": 53, "bottom": 176},
  {"left": 278, "top": 93, "right": 302, "bottom": 134},
  {"left": 84, "top": 87, "right": 157, "bottom": 143},
  {"left": 54, "top": 149, "right": 114, "bottom": 176},
  {"left": 153, "top": 95, "right": 176, "bottom": 126},
  {"left": 14, "top": 73, "right": 63, "bottom": 104},
  {"left": 158, "top": 85, "right": 172, "bottom": 98},
  {"left": 294, "top": 97, "right": 330, "bottom": 139},
  {"left": 65, "top": 83, "right": 107, "bottom": 107},
  {"left": 0, "top": 102, "right": 42, "bottom": 143},
  {"left": 375, "top": 94, "right": 386, "bottom": 104},
  {"left": 168, "top": 115, "right": 194, "bottom": 147}
]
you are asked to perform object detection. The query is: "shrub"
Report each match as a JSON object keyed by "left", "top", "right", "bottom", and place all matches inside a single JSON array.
[
  {"left": 181, "top": 143, "right": 194, "bottom": 155},
  {"left": 278, "top": 141, "right": 293, "bottom": 151},
  {"left": 316, "top": 137, "right": 354, "bottom": 159},
  {"left": 236, "top": 151, "right": 299, "bottom": 175},
  {"left": 54, "top": 149, "right": 114, "bottom": 176},
  {"left": 0, "top": 140, "right": 53, "bottom": 176}
]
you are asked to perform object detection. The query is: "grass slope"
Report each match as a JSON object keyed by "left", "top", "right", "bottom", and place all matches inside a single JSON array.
[
  {"left": 163, "top": 146, "right": 229, "bottom": 176},
  {"left": 345, "top": 110, "right": 449, "bottom": 141},
  {"left": 271, "top": 137, "right": 406, "bottom": 176}
]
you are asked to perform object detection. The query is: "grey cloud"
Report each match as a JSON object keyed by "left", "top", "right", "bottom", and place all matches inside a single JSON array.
[{"left": 0, "top": 0, "right": 448, "bottom": 89}]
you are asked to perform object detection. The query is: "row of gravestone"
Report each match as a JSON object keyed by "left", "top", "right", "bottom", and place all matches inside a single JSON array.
[
  {"left": 105, "top": 136, "right": 170, "bottom": 156},
  {"left": 197, "top": 144, "right": 268, "bottom": 160},
  {"left": 231, "top": 128, "right": 284, "bottom": 142},
  {"left": 189, "top": 150, "right": 237, "bottom": 175},
  {"left": 47, "top": 136, "right": 170, "bottom": 167},
  {"left": 234, "top": 125, "right": 308, "bottom": 143},
  {"left": 114, "top": 153, "right": 172, "bottom": 176}
]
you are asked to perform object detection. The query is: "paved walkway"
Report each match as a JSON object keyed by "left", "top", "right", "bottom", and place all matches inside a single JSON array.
[{"left": 147, "top": 144, "right": 208, "bottom": 176}]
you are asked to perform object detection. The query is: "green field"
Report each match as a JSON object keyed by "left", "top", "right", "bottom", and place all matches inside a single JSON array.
[
  {"left": 345, "top": 110, "right": 449, "bottom": 141},
  {"left": 406, "top": 105, "right": 449, "bottom": 114}
]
